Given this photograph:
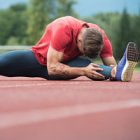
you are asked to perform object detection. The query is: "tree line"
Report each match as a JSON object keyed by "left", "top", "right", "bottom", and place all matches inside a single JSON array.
[{"left": 0, "top": 0, "right": 140, "bottom": 60}]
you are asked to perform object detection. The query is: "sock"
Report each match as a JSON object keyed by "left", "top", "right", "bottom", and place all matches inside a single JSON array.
[{"left": 98, "top": 64, "right": 112, "bottom": 79}]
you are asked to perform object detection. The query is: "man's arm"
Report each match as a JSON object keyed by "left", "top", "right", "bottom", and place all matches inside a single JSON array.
[
  {"left": 99, "top": 30, "right": 117, "bottom": 66},
  {"left": 101, "top": 56, "right": 117, "bottom": 66},
  {"left": 47, "top": 46, "right": 105, "bottom": 80}
]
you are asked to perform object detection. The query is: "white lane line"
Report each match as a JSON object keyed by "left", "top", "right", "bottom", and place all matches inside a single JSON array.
[{"left": 0, "top": 100, "right": 140, "bottom": 129}]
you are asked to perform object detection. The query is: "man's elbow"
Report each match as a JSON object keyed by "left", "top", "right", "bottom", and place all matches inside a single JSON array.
[
  {"left": 47, "top": 67, "right": 55, "bottom": 76},
  {"left": 47, "top": 62, "right": 61, "bottom": 76}
]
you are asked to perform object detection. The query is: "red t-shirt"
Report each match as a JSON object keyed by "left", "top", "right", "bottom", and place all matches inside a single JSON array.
[{"left": 32, "top": 16, "right": 113, "bottom": 66}]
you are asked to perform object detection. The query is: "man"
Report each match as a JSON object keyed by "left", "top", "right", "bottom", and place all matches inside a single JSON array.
[{"left": 0, "top": 16, "right": 139, "bottom": 81}]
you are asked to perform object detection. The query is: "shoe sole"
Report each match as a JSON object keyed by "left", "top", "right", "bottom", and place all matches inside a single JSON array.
[{"left": 122, "top": 43, "right": 139, "bottom": 82}]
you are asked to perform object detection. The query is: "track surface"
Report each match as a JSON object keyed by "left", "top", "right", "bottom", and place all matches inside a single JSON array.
[{"left": 0, "top": 73, "right": 140, "bottom": 140}]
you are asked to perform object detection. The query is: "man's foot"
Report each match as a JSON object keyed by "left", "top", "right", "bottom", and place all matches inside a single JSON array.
[{"left": 115, "top": 42, "right": 139, "bottom": 81}]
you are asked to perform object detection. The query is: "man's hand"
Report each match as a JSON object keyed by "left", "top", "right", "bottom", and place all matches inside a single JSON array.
[{"left": 84, "top": 63, "right": 105, "bottom": 80}]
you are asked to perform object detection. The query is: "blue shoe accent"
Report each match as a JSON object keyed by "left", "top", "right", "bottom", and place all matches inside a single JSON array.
[
  {"left": 115, "top": 47, "right": 127, "bottom": 80},
  {"left": 115, "top": 42, "right": 139, "bottom": 81}
]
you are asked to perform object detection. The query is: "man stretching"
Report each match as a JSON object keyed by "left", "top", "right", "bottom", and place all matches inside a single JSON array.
[{"left": 0, "top": 16, "right": 139, "bottom": 81}]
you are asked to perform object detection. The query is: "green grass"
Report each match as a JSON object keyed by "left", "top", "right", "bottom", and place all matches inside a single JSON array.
[
  {"left": 0, "top": 46, "right": 31, "bottom": 54},
  {"left": 135, "top": 67, "right": 140, "bottom": 73}
]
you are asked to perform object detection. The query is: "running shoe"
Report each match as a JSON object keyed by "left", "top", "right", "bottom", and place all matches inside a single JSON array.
[{"left": 115, "top": 42, "right": 139, "bottom": 81}]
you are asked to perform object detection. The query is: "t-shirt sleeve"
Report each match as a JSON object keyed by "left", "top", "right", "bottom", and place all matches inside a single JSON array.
[
  {"left": 100, "top": 32, "right": 113, "bottom": 58},
  {"left": 50, "top": 25, "right": 71, "bottom": 52}
]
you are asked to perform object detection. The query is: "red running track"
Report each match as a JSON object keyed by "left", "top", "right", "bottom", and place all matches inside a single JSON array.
[{"left": 0, "top": 73, "right": 140, "bottom": 140}]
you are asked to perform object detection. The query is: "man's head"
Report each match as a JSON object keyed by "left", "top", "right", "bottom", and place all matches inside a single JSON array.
[{"left": 77, "top": 27, "right": 103, "bottom": 59}]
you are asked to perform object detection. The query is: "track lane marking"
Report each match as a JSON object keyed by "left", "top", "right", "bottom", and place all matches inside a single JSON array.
[{"left": 0, "top": 100, "right": 140, "bottom": 129}]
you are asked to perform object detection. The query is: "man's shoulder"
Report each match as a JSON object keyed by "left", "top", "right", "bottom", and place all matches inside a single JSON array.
[
  {"left": 52, "top": 16, "right": 78, "bottom": 23},
  {"left": 52, "top": 16, "right": 84, "bottom": 26},
  {"left": 59, "top": 16, "right": 80, "bottom": 21},
  {"left": 49, "top": 16, "right": 84, "bottom": 32}
]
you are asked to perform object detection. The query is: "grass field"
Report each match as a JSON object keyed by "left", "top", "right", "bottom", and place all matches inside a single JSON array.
[
  {"left": 135, "top": 67, "right": 140, "bottom": 73},
  {"left": 0, "top": 46, "right": 31, "bottom": 53}
]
